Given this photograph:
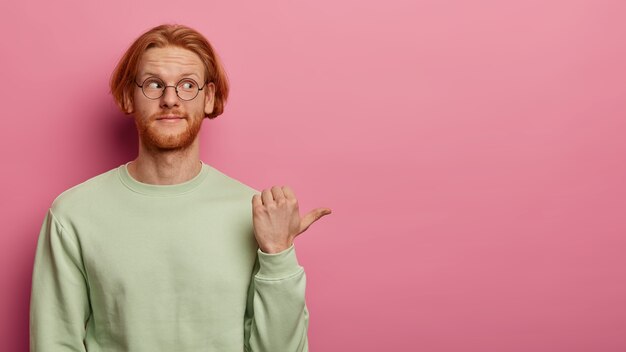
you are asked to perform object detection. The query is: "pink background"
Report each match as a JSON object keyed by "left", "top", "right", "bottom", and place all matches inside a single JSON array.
[{"left": 2, "top": 0, "right": 626, "bottom": 351}]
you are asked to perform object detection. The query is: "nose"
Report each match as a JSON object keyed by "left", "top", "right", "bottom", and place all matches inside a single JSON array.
[{"left": 160, "top": 86, "right": 180, "bottom": 109}]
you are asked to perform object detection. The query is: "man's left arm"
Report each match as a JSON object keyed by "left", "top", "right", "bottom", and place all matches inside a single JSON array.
[
  {"left": 244, "top": 245, "right": 309, "bottom": 352},
  {"left": 245, "top": 185, "right": 331, "bottom": 351}
]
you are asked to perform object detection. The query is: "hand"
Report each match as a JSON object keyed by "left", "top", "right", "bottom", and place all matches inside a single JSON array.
[{"left": 252, "top": 185, "right": 332, "bottom": 254}]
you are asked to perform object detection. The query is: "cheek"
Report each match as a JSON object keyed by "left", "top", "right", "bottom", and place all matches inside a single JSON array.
[
  {"left": 131, "top": 92, "right": 145, "bottom": 115},
  {"left": 132, "top": 96, "right": 156, "bottom": 119},
  {"left": 189, "top": 102, "right": 207, "bottom": 118}
]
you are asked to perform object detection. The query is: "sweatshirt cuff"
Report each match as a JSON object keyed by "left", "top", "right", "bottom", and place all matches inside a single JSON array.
[{"left": 256, "top": 244, "right": 302, "bottom": 279}]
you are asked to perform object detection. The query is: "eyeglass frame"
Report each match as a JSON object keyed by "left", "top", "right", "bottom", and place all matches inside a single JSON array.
[{"left": 134, "top": 76, "right": 209, "bottom": 101}]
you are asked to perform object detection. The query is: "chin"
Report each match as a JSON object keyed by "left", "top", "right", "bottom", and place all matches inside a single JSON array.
[
  {"left": 137, "top": 115, "right": 204, "bottom": 151},
  {"left": 145, "top": 133, "right": 197, "bottom": 150}
]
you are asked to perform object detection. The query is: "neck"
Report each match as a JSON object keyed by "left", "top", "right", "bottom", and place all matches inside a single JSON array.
[{"left": 128, "top": 138, "right": 202, "bottom": 185}]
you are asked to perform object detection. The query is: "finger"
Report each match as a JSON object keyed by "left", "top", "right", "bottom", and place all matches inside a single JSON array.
[
  {"left": 299, "top": 207, "right": 332, "bottom": 233},
  {"left": 271, "top": 185, "right": 286, "bottom": 201},
  {"left": 261, "top": 188, "right": 274, "bottom": 205},
  {"left": 282, "top": 186, "right": 297, "bottom": 200},
  {"left": 252, "top": 194, "right": 263, "bottom": 208}
]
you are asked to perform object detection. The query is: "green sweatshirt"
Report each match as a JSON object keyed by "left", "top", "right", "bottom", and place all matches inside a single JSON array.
[{"left": 29, "top": 161, "right": 309, "bottom": 352}]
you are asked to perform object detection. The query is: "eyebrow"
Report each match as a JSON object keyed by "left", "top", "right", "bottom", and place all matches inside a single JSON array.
[{"left": 140, "top": 72, "right": 203, "bottom": 81}]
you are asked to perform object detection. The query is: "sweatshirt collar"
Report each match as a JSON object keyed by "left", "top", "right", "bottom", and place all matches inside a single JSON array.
[{"left": 117, "top": 160, "right": 209, "bottom": 196}]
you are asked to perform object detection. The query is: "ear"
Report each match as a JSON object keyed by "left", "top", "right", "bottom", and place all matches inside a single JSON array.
[
  {"left": 123, "top": 91, "right": 134, "bottom": 115},
  {"left": 204, "top": 82, "right": 216, "bottom": 117}
]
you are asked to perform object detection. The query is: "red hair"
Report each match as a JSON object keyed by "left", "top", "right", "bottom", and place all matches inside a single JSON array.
[{"left": 110, "top": 24, "right": 229, "bottom": 119}]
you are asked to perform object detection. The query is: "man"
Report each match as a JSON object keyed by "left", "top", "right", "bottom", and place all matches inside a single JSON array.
[{"left": 29, "top": 23, "right": 331, "bottom": 352}]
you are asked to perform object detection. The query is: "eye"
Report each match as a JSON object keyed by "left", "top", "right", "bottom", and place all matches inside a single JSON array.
[
  {"left": 144, "top": 78, "right": 163, "bottom": 89},
  {"left": 178, "top": 79, "right": 197, "bottom": 90}
]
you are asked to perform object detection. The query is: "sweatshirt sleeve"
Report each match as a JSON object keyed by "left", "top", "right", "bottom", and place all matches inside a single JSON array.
[
  {"left": 29, "top": 209, "right": 91, "bottom": 352},
  {"left": 244, "top": 244, "right": 309, "bottom": 352}
]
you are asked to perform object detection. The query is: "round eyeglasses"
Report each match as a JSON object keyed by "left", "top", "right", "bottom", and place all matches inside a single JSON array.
[{"left": 134, "top": 77, "right": 207, "bottom": 101}]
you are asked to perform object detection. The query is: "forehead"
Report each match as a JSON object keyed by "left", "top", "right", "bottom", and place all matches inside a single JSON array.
[{"left": 137, "top": 46, "right": 204, "bottom": 79}]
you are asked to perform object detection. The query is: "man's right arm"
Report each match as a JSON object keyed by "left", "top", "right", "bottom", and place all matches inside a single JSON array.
[{"left": 30, "top": 209, "right": 91, "bottom": 352}]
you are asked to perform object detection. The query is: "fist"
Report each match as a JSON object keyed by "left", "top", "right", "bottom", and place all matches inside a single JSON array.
[{"left": 252, "top": 185, "right": 331, "bottom": 254}]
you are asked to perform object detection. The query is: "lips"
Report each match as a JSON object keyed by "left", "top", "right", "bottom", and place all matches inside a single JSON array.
[{"left": 156, "top": 116, "right": 184, "bottom": 120}]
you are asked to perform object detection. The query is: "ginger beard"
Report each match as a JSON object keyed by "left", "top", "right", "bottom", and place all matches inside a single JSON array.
[{"left": 134, "top": 111, "right": 204, "bottom": 151}]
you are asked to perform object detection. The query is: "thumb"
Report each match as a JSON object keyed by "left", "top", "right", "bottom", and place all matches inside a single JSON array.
[{"left": 299, "top": 208, "right": 332, "bottom": 234}]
